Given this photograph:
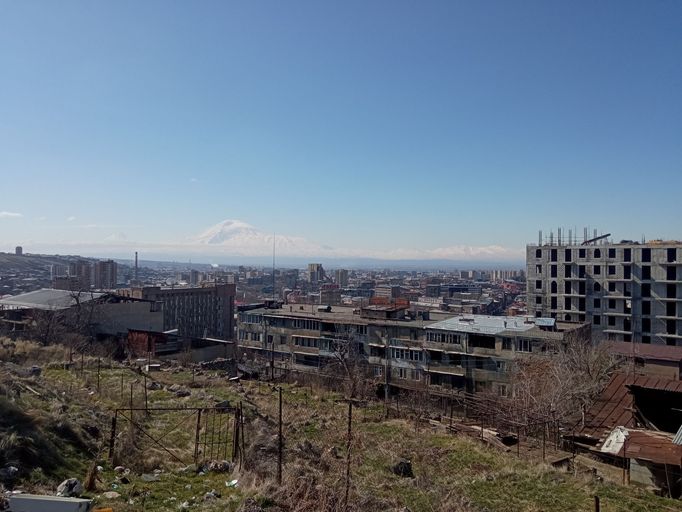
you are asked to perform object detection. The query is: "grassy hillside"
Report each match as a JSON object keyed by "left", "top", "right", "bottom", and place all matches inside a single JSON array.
[{"left": 0, "top": 340, "right": 680, "bottom": 512}]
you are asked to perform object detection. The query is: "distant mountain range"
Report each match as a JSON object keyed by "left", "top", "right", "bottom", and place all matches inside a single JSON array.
[
  {"left": 193, "top": 220, "right": 329, "bottom": 257},
  {"left": 4, "top": 219, "right": 525, "bottom": 269}
]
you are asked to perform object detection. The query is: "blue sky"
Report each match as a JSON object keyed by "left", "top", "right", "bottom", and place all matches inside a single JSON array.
[{"left": 0, "top": 1, "right": 680, "bottom": 261}]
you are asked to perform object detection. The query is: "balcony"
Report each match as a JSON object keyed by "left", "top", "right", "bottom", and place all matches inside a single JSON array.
[
  {"left": 291, "top": 345, "right": 319, "bottom": 355},
  {"left": 425, "top": 365, "right": 466, "bottom": 377},
  {"left": 422, "top": 340, "right": 466, "bottom": 353}
]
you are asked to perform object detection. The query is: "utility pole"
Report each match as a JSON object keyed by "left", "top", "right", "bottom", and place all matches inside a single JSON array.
[{"left": 278, "top": 387, "right": 283, "bottom": 485}]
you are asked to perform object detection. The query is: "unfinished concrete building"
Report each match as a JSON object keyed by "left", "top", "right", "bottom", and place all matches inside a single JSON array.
[{"left": 527, "top": 231, "right": 682, "bottom": 346}]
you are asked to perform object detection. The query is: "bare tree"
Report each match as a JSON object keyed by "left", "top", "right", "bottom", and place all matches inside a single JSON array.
[
  {"left": 507, "top": 337, "right": 621, "bottom": 430},
  {"left": 324, "top": 324, "right": 369, "bottom": 399}
]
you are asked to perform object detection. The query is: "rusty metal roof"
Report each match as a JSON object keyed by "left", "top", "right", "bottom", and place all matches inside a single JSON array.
[
  {"left": 608, "top": 341, "right": 682, "bottom": 363},
  {"left": 607, "top": 428, "right": 682, "bottom": 466},
  {"left": 580, "top": 372, "right": 682, "bottom": 439}
]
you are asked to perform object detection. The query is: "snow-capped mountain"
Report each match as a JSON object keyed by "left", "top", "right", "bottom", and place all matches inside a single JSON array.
[{"left": 192, "top": 219, "right": 328, "bottom": 257}]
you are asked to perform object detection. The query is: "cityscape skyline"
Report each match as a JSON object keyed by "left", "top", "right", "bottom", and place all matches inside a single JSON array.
[{"left": 2, "top": 1, "right": 681, "bottom": 259}]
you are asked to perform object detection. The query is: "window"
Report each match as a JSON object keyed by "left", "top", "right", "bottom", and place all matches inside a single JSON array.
[
  {"left": 642, "top": 335, "right": 650, "bottom": 344},
  {"left": 565, "top": 265, "right": 572, "bottom": 278},
  {"left": 594, "top": 249, "right": 601, "bottom": 258},
  {"left": 551, "top": 249, "right": 557, "bottom": 262},
  {"left": 579, "top": 298, "right": 585, "bottom": 311},
  {"left": 565, "top": 249, "right": 572, "bottom": 262},
  {"left": 536, "top": 264, "right": 542, "bottom": 274},
  {"left": 608, "top": 282, "right": 616, "bottom": 292},
  {"left": 564, "top": 281, "right": 571, "bottom": 294},
  {"left": 496, "top": 384, "right": 508, "bottom": 397},
  {"left": 373, "top": 366, "right": 383, "bottom": 377},
  {"left": 668, "top": 284, "right": 677, "bottom": 299},
  {"left": 594, "top": 265, "right": 601, "bottom": 275},
  {"left": 579, "top": 248, "right": 586, "bottom": 258},
  {"left": 593, "top": 316, "right": 601, "bottom": 325},
  {"left": 667, "top": 320, "right": 676, "bottom": 335},
  {"left": 594, "top": 298, "right": 601, "bottom": 308},
  {"left": 668, "top": 248, "right": 677, "bottom": 263},
  {"left": 624, "top": 248, "right": 631, "bottom": 262},
  {"left": 642, "top": 301, "right": 651, "bottom": 315},
  {"left": 642, "top": 266, "right": 651, "bottom": 280},
  {"left": 267, "top": 335, "right": 273, "bottom": 344},
  {"left": 667, "top": 302, "right": 676, "bottom": 317},
  {"left": 608, "top": 248, "right": 616, "bottom": 258},
  {"left": 496, "top": 360, "right": 506, "bottom": 372},
  {"left": 551, "top": 281, "right": 558, "bottom": 293},
  {"left": 280, "top": 335, "right": 287, "bottom": 344},
  {"left": 564, "top": 314, "right": 572, "bottom": 321},
  {"left": 594, "top": 282, "right": 601, "bottom": 292},
  {"left": 518, "top": 339, "right": 532, "bottom": 352},
  {"left": 536, "top": 248, "right": 542, "bottom": 258},
  {"left": 667, "top": 266, "right": 677, "bottom": 281},
  {"left": 579, "top": 281, "right": 586, "bottom": 294},
  {"left": 502, "top": 338, "right": 513, "bottom": 350},
  {"left": 551, "top": 297, "right": 557, "bottom": 309},
  {"left": 624, "top": 265, "right": 631, "bottom": 279},
  {"left": 608, "top": 316, "right": 616, "bottom": 326},
  {"left": 642, "top": 248, "right": 651, "bottom": 262},
  {"left": 608, "top": 265, "right": 616, "bottom": 275},
  {"left": 609, "top": 299, "right": 616, "bottom": 309},
  {"left": 642, "top": 318, "right": 650, "bottom": 332},
  {"left": 579, "top": 265, "right": 586, "bottom": 278},
  {"left": 565, "top": 297, "right": 572, "bottom": 310},
  {"left": 642, "top": 283, "right": 651, "bottom": 297},
  {"left": 535, "top": 280, "right": 542, "bottom": 290},
  {"left": 551, "top": 265, "right": 557, "bottom": 278},
  {"left": 535, "top": 296, "right": 542, "bottom": 305}
]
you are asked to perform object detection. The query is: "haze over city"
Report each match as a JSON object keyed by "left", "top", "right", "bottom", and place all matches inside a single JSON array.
[{"left": 1, "top": 1, "right": 681, "bottom": 263}]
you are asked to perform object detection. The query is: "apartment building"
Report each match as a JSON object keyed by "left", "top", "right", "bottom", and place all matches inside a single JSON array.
[
  {"left": 94, "top": 259, "right": 118, "bottom": 290},
  {"left": 237, "top": 304, "right": 427, "bottom": 369},
  {"left": 237, "top": 303, "right": 586, "bottom": 396},
  {"left": 527, "top": 239, "right": 682, "bottom": 345},
  {"left": 121, "top": 283, "right": 236, "bottom": 339}
]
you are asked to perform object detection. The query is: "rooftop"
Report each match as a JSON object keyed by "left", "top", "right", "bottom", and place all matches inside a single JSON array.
[
  {"left": 246, "top": 305, "right": 440, "bottom": 327},
  {"left": 609, "top": 341, "right": 682, "bottom": 363},
  {"left": 0, "top": 288, "right": 105, "bottom": 311},
  {"left": 427, "top": 315, "right": 555, "bottom": 336}
]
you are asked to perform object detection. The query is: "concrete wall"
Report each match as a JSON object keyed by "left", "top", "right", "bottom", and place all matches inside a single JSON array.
[{"left": 92, "top": 302, "right": 163, "bottom": 336}]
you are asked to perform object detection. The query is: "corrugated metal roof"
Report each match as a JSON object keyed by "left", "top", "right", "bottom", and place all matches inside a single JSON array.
[
  {"left": 581, "top": 372, "right": 682, "bottom": 439},
  {"left": 673, "top": 424, "right": 682, "bottom": 445},
  {"left": 602, "top": 428, "right": 682, "bottom": 466},
  {"left": 0, "top": 288, "right": 105, "bottom": 311},
  {"left": 609, "top": 341, "right": 682, "bottom": 362},
  {"left": 427, "top": 314, "right": 554, "bottom": 336}
]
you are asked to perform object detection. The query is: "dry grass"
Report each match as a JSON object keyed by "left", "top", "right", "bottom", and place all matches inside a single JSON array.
[{"left": 3, "top": 341, "right": 681, "bottom": 512}]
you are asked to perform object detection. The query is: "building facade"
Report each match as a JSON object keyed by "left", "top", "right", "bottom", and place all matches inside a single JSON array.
[
  {"left": 527, "top": 240, "right": 682, "bottom": 345},
  {"left": 122, "top": 283, "right": 236, "bottom": 339},
  {"left": 94, "top": 259, "right": 118, "bottom": 290},
  {"left": 68, "top": 260, "right": 92, "bottom": 290},
  {"left": 307, "top": 263, "right": 325, "bottom": 285},
  {"left": 335, "top": 269, "right": 349, "bottom": 287},
  {"left": 237, "top": 304, "right": 587, "bottom": 396}
]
